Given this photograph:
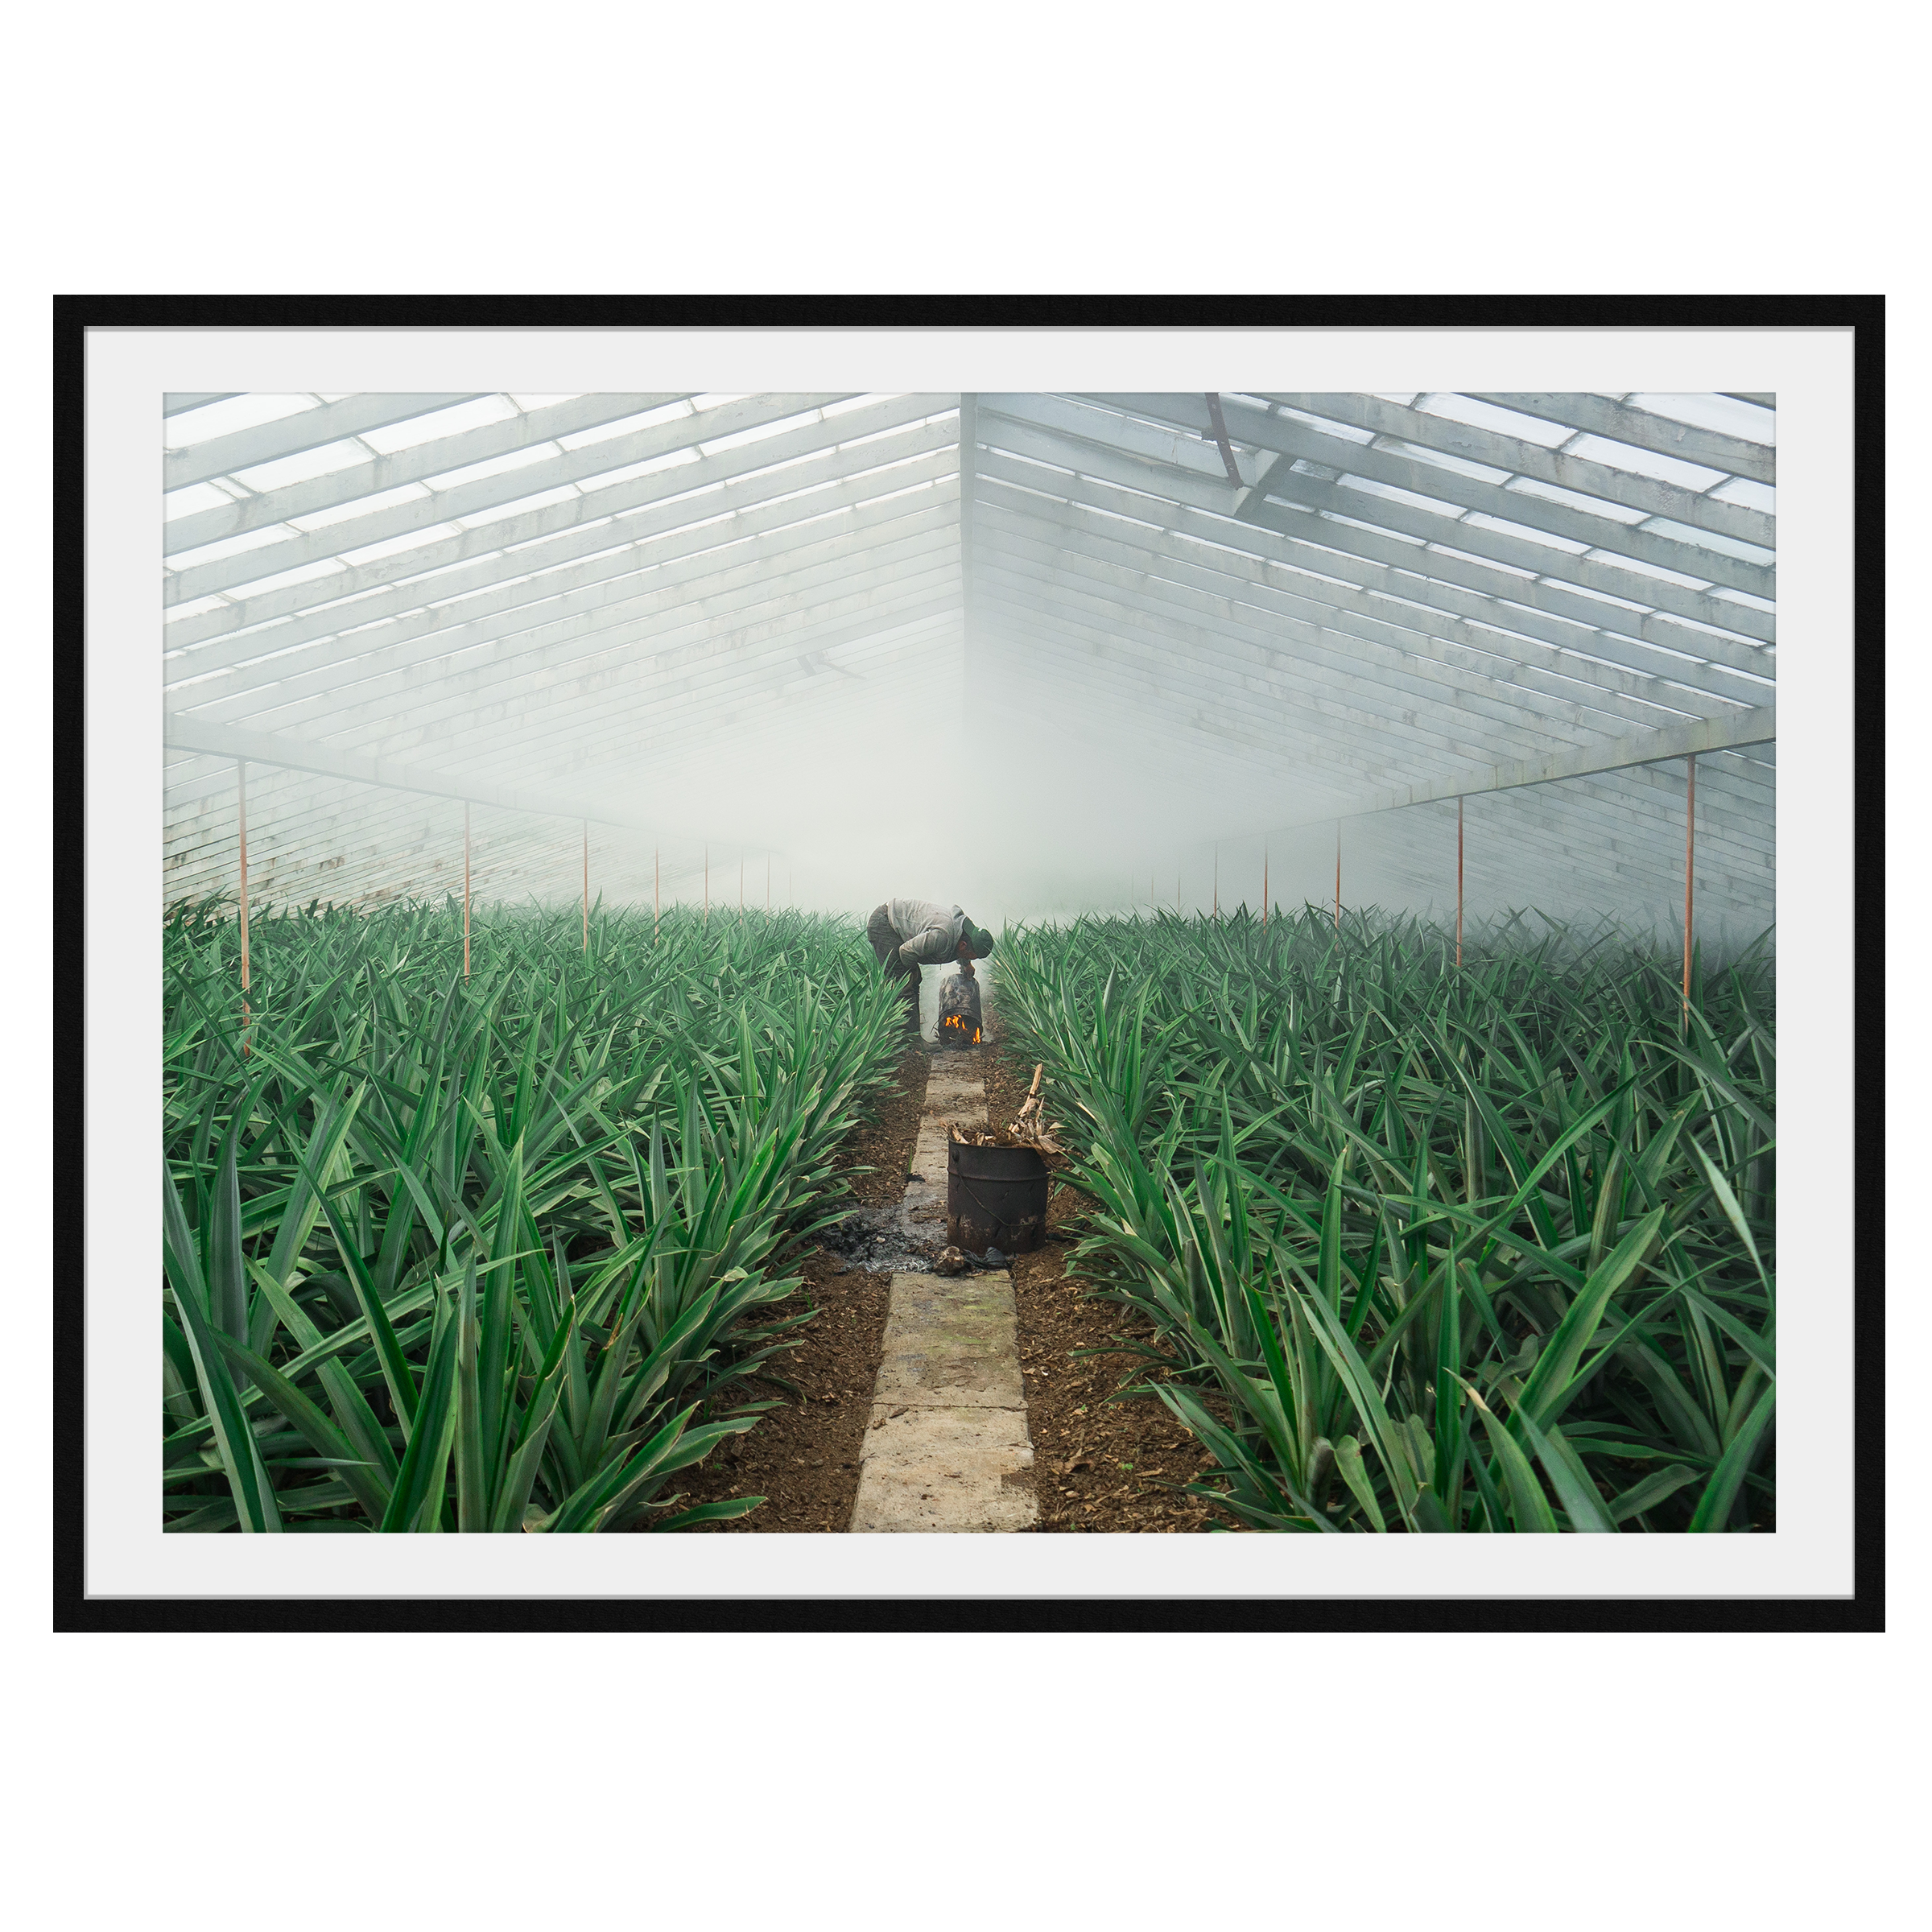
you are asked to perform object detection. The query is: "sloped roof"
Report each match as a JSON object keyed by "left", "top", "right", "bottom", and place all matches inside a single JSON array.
[{"left": 161, "top": 389, "right": 1773, "bottom": 929}]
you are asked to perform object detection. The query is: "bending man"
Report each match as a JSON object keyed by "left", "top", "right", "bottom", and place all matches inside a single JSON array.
[{"left": 865, "top": 898, "right": 995, "bottom": 1035}]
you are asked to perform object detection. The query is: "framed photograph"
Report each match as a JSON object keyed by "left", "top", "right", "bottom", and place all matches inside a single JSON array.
[{"left": 57, "top": 296, "right": 1880, "bottom": 1630}]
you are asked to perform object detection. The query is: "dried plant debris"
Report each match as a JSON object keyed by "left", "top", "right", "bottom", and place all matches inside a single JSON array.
[{"left": 949, "top": 1062, "right": 1064, "bottom": 1153}]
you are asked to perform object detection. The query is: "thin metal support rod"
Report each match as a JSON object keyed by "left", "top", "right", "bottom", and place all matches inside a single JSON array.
[
  {"left": 766, "top": 851, "right": 770, "bottom": 911},
  {"left": 1683, "top": 753, "right": 1696, "bottom": 1023},
  {"left": 1456, "top": 796, "right": 1463, "bottom": 969},
  {"left": 1213, "top": 844, "right": 1219, "bottom": 919},
  {"left": 1263, "top": 846, "right": 1269, "bottom": 931},
  {"left": 581, "top": 821, "right": 588, "bottom": 953},
  {"left": 654, "top": 845, "right": 660, "bottom": 942},
  {"left": 739, "top": 852, "right": 744, "bottom": 917},
  {"left": 1203, "top": 393, "right": 1243, "bottom": 486},
  {"left": 463, "top": 803, "right": 471, "bottom": 980},
  {"left": 1334, "top": 824, "right": 1341, "bottom": 931},
  {"left": 704, "top": 845, "right": 708, "bottom": 924},
  {"left": 237, "top": 760, "right": 251, "bottom": 1055}
]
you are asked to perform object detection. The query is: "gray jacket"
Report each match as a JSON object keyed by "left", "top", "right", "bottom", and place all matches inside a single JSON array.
[{"left": 886, "top": 898, "right": 969, "bottom": 966}]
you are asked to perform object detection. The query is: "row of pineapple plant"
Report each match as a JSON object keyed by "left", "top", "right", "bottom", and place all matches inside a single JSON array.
[
  {"left": 163, "top": 898, "right": 903, "bottom": 1532},
  {"left": 993, "top": 904, "right": 1775, "bottom": 1533}
]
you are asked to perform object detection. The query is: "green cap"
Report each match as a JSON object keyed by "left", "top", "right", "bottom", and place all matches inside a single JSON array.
[{"left": 964, "top": 921, "right": 995, "bottom": 957}]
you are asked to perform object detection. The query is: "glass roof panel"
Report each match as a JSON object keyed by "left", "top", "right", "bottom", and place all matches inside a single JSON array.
[
  {"left": 1381, "top": 440, "right": 1514, "bottom": 486},
  {"left": 696, "top": 409, "right": 827, "bottom": 456},
  {"left": 164, "top": 394, "right": 317, "bottom": 448},
  {"left": 1639, "top": 518, "right": 1776, "bottom": 565},
  {"left": 1425, "top": 541, "right": 1534, "bottom": 578},
  {"left": 557, "top": 401, "right": 695, "bottom": 448},
  {"left": 455, "top": 486, "right": 584, "bottom": 530},
  {"left": 159, "top": 392, "right": 1773, "bottom": 935},
  {"left": 1413, "top": 392, "right": 1574, "bottom": 446},
  {"left": 1709, "top": 477, "right": 1776, "bottom": 513},
  {"left": 419, "top": 442, "right": 566, "bottom": 494},
  {"left": 1624, "top": 393, "right": 1775, "bottom": 443},
  {"left": 340, "top": 525, "right": 467, "bottom": 566},
  {"left": 1455, "top": 511, "right": 1591, "bottom": 555},
  {"left": 1333, "top": 475, "right": 1469, "bottom": 519},
  {"left": 1532, "top": 578, "right": 1647, "bottom": 613},
  {"left": 290, "top": 482, "right": 434, "bottom": 531},
  {"left": 213, "top": 555, "right": 351, "bottom": 599},
  {"left": 165, "top": 523, "right": 295, "bottom": 570},
  {"left": 573, "top": 448, "right": 704, "bottom": 492},
  {"left": 358, "top": 395, "right": 521, "bottom": 453},
  {"left": 229, "top": 436, "right": 382, "bottom": 493},
  {"left": 163, "top": 482, "right": 238, "bottom": 522},
  {"left": 1506, "top": 475, "right": 1649, "bottom": 522},
  {"left": 824, "top": 394, "right": 897, "bottom": 419},
  {"left": 1270, "top": 404, "right": 1377, "bottom": 446},
  {"left": 165, "top": 595, "right": 234, "bottom": 622},
  {"left": 1590, "top": 550, "right": 1710, "bottom": 589},
  {"left": 1562, "top": 431, "right": 1728, "bottom": 490}
]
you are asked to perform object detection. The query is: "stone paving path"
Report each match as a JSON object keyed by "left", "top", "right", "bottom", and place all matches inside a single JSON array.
[{"left": 848, "top": 1055, "right": 1039, "bottom": 1533}]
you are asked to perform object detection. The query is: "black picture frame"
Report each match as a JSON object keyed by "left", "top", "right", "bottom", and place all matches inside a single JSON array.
[{"left": 54, "top": 293, "right": 1884, "bottom": 1633}]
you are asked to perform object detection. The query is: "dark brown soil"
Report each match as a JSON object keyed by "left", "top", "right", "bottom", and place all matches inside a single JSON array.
[
  {"left": 669, "top": 1034, "right": 1230, "bottom": 1534},
  {"left": 668, "top": 1045, "right": 928, "bottom": 1531},
  {"left": 980, "top": 1042, "right": 1224, "bottom": 1533}
]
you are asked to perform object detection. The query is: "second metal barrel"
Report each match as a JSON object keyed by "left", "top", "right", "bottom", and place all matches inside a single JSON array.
[{"left": 946, "top": 1139, "right": 1050, "bottom": 1254}]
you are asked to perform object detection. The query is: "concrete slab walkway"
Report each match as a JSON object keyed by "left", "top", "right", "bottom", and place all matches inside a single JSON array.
[{"left": 849, "top": 1051, "right": 1039, "bottom": 1533}]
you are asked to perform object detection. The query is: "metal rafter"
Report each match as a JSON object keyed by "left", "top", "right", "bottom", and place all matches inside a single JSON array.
[
  {"left": 161, "top": 390, "right": 1773, "bottom": 920},
  {"left": 291, "top": 597, "right": 960, "bottom": 797},
  {"left": 974, "top": 488, "right": 1743, "bottom": 730},
  {"left": 165, "top": 393, "right": 855, "bottom": 605},
  {"left": 1463, "top": 394, "right": 1776, "bottom": 484},
  {"left": 164, "top": 393, "right": 244, "bottom": 418},
  {"left": 1082, "top": 391, "right": 1775, "bottom": 600},
  {"left": 167, "top": 438, "right": 961, "bottom": 694},
  {"left": 973, "top": 548, "right": 1645, "bottom": 767},
  {"left": 165, "top": 394, "right": 489, "bottom": 492},
  {"left": 171, "top": 488, "right": 959, "bottom": 718},
  {"left": 1240, "top": 392, "right": 1772, "bottom": 547},
  {"left": 163, "top": 394, "right": 686, "bottom": 555},
  {"left": 164, "top": 395, "right": 957, "bottom": 650},
  {"left": 975, "top": 401, "right": 1775, "bottom": 645},
  {"left": 972, "top": 448, "right": 1775, "bottom": 700},
  {"left": 204, "top": 544, "right": 960, "bottom": 752}
]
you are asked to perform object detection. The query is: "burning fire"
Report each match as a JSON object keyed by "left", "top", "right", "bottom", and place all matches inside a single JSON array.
[{"left": 938, "top": 1012, "right": 981, "bottom": 1045}]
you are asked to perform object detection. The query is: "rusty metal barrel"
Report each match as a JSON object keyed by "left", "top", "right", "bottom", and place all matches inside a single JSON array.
[
  {"left": 935, "top": 970, "right": 983, "bottom": 1049},
  {"left": 946, "top": 1139, "right": 1049, "bottom": 1254}
]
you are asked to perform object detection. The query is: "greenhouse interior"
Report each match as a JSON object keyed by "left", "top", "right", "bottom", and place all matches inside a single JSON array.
[{"left": 161, "top": 389, "right": 1777, "bottom": 1538}]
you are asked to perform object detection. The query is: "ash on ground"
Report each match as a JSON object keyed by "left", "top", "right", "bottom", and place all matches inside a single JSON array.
[
  {"left": 817, "top": 1207, "right": 1010, "bottom": 1277},
  {"left": 818, "top": 1204, "right": 939, "bottom": 1275}
]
